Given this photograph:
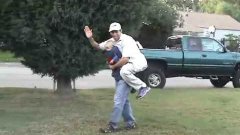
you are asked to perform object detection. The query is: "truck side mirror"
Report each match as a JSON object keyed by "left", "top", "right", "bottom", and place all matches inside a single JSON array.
[{"left": 222, "top": 47, "right": 227, "bottom": 53}]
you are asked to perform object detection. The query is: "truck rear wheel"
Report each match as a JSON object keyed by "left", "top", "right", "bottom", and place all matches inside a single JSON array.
[
  {"left": 144, "top": 67, "right": 166, "bottom": 89},
  {"left": 233, "top": 70, "right": 240, "bottom": 88},
  {"left": 210, "top": 77, "right": 229, "bottom": 88}
]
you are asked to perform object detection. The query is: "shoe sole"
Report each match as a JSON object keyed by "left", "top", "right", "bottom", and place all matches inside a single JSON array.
[{"left": 137, "top": 88, "right": 151, "bottom": 99}]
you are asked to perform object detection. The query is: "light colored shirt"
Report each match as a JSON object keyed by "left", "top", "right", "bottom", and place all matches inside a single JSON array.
[{"left": 99, "top": 34, "right": 147, "bottom": 69}]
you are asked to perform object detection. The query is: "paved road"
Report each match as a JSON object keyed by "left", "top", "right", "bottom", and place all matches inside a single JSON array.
[{"left": 0, "top": 63, "right": 233, "bottom": 90}]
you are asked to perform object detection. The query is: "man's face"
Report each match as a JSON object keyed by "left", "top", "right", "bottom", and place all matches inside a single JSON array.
[{"left": 110, "top": 30, "right": 121, "bottom": 41}]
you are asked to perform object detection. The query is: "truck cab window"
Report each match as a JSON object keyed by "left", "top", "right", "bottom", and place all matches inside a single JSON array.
[
  {"left": 201, "top": 38, "right": 223, "bottom": 52},
  {"left": 166, "top": 38, "right": 182, "bottom": 50},
  {"left": 188, "top": 37, "right": 202, "bottom": 51}
]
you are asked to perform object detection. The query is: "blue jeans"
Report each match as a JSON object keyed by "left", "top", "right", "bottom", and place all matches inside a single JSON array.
[{"left": 110, "top": 80, "right": 135, "bottom": 128}]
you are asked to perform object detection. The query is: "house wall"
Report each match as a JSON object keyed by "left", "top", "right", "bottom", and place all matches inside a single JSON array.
[
  {"left": 215, "top": 30, "right": 240, "bottom": 40},
  {"left": 200, "top": 29, "right": 240, "bottom": 40}
]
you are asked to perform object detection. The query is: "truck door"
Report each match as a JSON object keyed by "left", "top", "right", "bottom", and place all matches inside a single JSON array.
[
  {"left": 165, "top": 37, "right": 184, "bottom": 74},
  {"left": 200, "top": 38, "right": 235, "bottom": 75},
  {"left": 182, "top": 37, "right": 204, "bottom": 75}
]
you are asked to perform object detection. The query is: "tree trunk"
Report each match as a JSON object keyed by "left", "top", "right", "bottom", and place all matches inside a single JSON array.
[{"left": 56, "top": 76, "right": 73, "bottom": 95}]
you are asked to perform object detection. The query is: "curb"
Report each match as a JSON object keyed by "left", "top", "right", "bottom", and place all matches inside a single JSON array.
[{"left": 0, "top": 62, "right": 24, "bottom": 67}]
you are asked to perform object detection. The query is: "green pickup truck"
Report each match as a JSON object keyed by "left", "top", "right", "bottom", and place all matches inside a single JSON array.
[{"left": 140, "top": 35, "right": 240, "bottom": 89}]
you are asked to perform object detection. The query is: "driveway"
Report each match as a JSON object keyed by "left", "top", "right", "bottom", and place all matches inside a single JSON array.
[{"left": 0, "top": 63, "right": 233, "bottom": 90}]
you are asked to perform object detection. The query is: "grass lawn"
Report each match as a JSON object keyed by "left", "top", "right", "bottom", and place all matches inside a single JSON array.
[
  {"left": 1, "top": 88, "right": 240, "bottom": 135},
  {"left": 0, "top": 51, "right": 22, "bottom": 62}
]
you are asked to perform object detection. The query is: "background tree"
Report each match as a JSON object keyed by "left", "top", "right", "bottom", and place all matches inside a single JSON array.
[
  {"left": 162, "top": 0, "right": 201, "bottom": 11},
  {"left": 200, "top": 0, "right": 240, "bottom": 22},
  {"left": 0, "top": 0, "right": 175, "bottom": 94},
  {"left": 224, "top": 34, "right": 240, "bottom": 52},
  {"left": 0, "top": 0, "right": 178, "bottom": 94},
  {"left": 136, "top": 0, "right": 178, "bottom": 49}
]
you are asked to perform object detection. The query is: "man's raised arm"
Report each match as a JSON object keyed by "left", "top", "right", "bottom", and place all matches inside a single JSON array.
[{"left": 84, "top": 26, "right": 100, "bottom": 50}]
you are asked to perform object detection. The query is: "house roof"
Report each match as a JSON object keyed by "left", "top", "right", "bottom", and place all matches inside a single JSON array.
[{"left": 175, "top": 11, "right": 240, "bottom": 32}]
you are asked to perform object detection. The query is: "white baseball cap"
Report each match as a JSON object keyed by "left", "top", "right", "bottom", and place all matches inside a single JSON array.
[{"left": 109, "top": 22, "right": 121, "bottom": 32}]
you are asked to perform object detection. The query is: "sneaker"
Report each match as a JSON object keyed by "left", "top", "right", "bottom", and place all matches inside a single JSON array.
[
  {"left": 136, "top": 87, "right": 151, "bottom": 99},
  {"left": 125, "top": 122, "right": 137, "bottom": 130},
  {"left": 99, "top": 123, "right": 119, "bottom": 133}
]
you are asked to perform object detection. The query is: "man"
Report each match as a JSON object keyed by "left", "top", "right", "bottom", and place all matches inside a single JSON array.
[
  {"left": 103, "top": 22, "right": 151, "bottom": 99},
  {"left": 84, "top": 24, "right": 136, "bottom": 133}
]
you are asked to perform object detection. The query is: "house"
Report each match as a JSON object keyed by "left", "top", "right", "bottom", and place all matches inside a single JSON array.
[{"left": 175, "top": 11, "right": 240, "bottom": 40}]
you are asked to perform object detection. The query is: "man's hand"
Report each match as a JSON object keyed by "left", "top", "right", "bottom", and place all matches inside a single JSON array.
[
  {"left": 108, "top": 64, "right": 115, "bottom": 70},
  {"left": 109, "top": 59, "right": 114, "bottom": 65},
  {"left": 83, "top": 26, "right": 100, "bottom": 49},
  {"left": 84, "top": 26, "right": 93, "bottom": 39},
  {"left": 108, "top": 57, "right": 129, "bottom": 70}
]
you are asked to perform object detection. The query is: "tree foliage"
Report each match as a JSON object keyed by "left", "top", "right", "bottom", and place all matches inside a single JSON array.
[
  {"left": 224, "top": 34, "right": 240, "bottom": 52},
  {"left": 200, "top": 0, "right": 240, "bottom": 22},
  {"left": 0, "top": 0, "right": 178, "bottom": 93},
  {"left": 137, "top": 0, "right": 178, "bottom": 49},
  {"left": 162, "top": 0, "right": 201, "bottom": 11}
]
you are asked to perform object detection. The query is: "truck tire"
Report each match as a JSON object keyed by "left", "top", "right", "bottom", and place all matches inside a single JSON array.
[
  {"left": 233, "top": 70, "right": 240, "bottom": 88},
  {"left": 210, "top": 77, "right": 229, "bottom": 88},
  {"left": 144, "top": 67, "right": 166, "bottom": 89}
]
